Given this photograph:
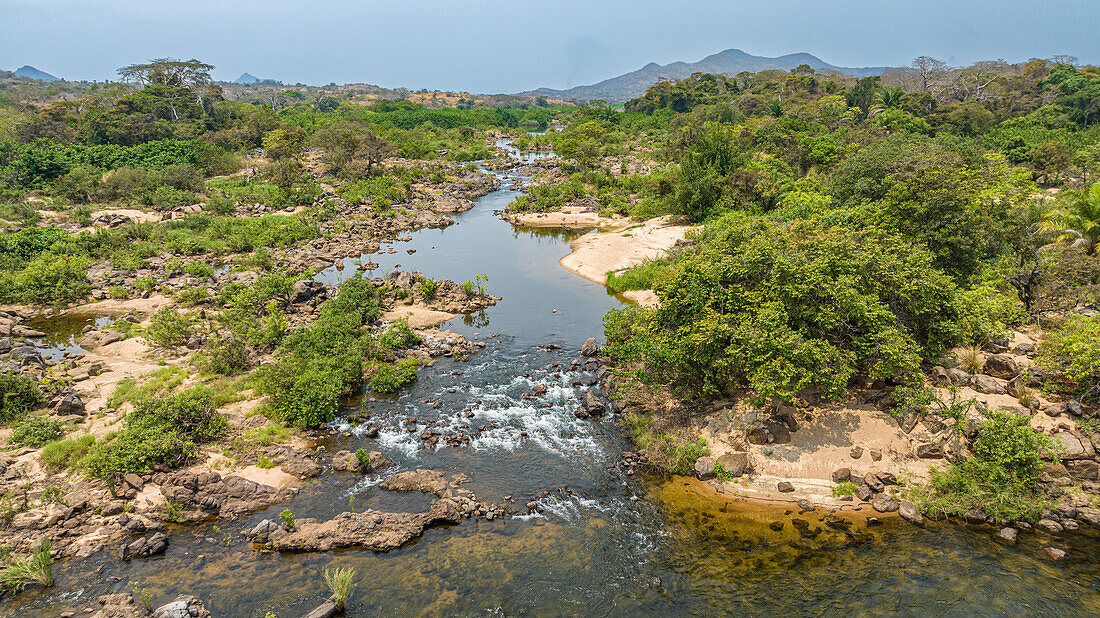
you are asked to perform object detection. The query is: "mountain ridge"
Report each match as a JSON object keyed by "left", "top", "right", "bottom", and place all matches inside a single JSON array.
[
  {"left": 13, "top": 65, "right": 60, "bottom": 81},
  {"left": 527, "top": 48, "right": 891, "bottom": 102}
]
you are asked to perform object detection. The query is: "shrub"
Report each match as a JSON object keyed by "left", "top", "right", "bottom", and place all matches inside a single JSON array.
[
  {"left": 81, "top": 386, "right": 226, "bottom": 479},
  {"left": 916, "top": 411, "right": 1056, "bottom": 522},
  {"left": 604, "top": 214, "right": 961, "bottom": 403},
  {"left": 144, "top": 307, "right": 193, "bottom": 348},
  {"left": 0, "top": 373, "right": 44, "bottom": 424},
  {"left": 368, "top": 359, "right": 420, "bottom": 394},
  {"left": 378, "top": 320, "right": 420, "bottom": 351},
  {"left": 278, "top": 508, "right": 295, "bottom": 528},
  {"left": 832, "top": 481, "right": 860, "bottom": 497},
  {"left": 418, "top": 278, "right": 439, "bottom": 300},
  {"left": 1038, "top": 314, "right": 1100, "bottom": 404},
  {"left": 354, "top": 448, "right": 371, "bottom": 468},
  {"left": 955, "top": 345, "right": 986, "bottom": 374},
  {"left": 3, "top": 253, "right": 91, "bottom": 305},
  {"left": 256, "top": 455, "right": 274, "bottom": 469},
  {"left": 9, "top": 416, "right": 62, "bottom": 447},
  {"left": 40, "top": 435, "right": 95, "bottom": 471},
  {"left": 605, "top": 257, "right": 674, "bottom": 293},
  {"left": 323, "top": 566, "right": 357, "bottom": 611},
  {"left": 255, "top": 276, "right": 381, "bottom": 428},
  {"left": 0, "top": 537, "right": 53, "bottom": 592}
]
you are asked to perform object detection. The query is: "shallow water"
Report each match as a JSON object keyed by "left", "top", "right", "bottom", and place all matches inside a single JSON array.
[{"left": 6, "top": 144, "right": 1100, "bottom": 617}]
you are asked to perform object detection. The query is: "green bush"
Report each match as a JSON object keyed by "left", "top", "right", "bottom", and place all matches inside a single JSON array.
[
  {"left": 354, "top": 448, "right": 371, "bottom": 467},
  {"left": 378, "top": 320, "right": 420, "bottom": 351},
  {"left": 1038, "top": 314, "right": 1100, "bottom": 404},
  {"left": 40, "top": 435, "right": 95, "bottom": 471},
  {"left": 418, "top": 278, "right": 440, "bottom": 300},
  {"left": 0, "top": 373, "right": 44, "bottom": 424},
  {"left": 144, "top": 307, "right": 193, "bottom": 347},
  {"left": 918, "top": 412, "right": 1056, "bottom": 522},
  {"left": 81, "top": 386, "right": 226, "bottom": 478},
  {"left": 255, "top": 276, "right": 381, "bottom": 427},
  {"left": 832, "top": 481, "right": 860, "bottom": 497},
  {"left": 9, "top": 416, "right": 62, "bottom": 447},
  {"left": 604, "top": 214, "right": 961, "bottom": 403},
  {"left": 368, "top": 359, "right": 420, "bottom": 394},
  {"left": 605, "top": 257, "right": 675, "bottom": 293}
]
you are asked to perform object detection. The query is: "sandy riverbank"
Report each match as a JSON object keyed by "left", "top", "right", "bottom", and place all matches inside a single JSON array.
[{"left": 557, "top": 215, "right": 693, "bottom": 306}]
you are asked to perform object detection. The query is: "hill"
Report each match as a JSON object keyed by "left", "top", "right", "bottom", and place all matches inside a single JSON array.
[
  {"left": 529, "top": 48, "right": 891, "bottom": 102},
  {"left": 13, "top": 65, "right": 59, "bottom": 81},
  {"left": 234, "top": 73, "right": 261, "bottom": 84}
]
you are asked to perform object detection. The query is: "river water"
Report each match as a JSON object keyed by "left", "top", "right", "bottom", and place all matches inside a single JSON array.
[{"left": 6, "top": 142, "right": 1100, "bottom": 617}]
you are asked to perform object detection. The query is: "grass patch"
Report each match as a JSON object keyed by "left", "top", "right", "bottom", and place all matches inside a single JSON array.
[
  {"left": 605, "top": 257, "right": 674, "bottom": 293},
  {"left": 40, "top": 435, "right": 96, "bottom": 471}
]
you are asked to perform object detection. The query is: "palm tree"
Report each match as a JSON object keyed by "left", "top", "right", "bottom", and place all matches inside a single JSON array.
[
  {"left": 870, "top": 87, "right": 906, "bottom": 116},
  {"left": 1039, "top": 183, "right": 1100, "bottom": 252}
]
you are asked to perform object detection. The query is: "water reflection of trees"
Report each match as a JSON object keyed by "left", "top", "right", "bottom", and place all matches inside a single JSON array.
[
  {"left": 511, "top": 226, "right": 590, "bottom": 242},
  {"left": 462, "top": 310, "right": 490, "bottom": 329}
]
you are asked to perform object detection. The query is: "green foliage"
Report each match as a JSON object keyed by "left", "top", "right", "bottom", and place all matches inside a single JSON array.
[
  {"left": 354, "top": 448, "right": 371, "bottom": 468},
  {"left": 9, "top": 416, "right": 62, "bottom": 447},
  {"left": 832, "top": 481, "right": 860, "bottom": 497},
  {"left": 0, "top": 373, "right": 44, "bottom": 424},
  {"left": 40, "top": 435, "right": 95, "bottom": 471},
  {"left": 0, "top": 253, "right": 91, "bottom": 305},
  {"left": 323, "top": 566, "right": 357, "bottom": 611},
  {"left": 278, "top": 508, "right": 295, "bottom": 528},
  {"left": 368, "top": 358, "right": 420, "bottom": 394},
  {"left": 604, "top": 214, "right": 961, "bottom": 402},
  {"left": 0, "top": 537, "right": 53, "bottom": 592},
  {"left": 918, "top": 412, "right": 1056, "bottom": 522},
  {"left": 418, "top": 278, "right": 440, "bottom": 300},
  {"left": 144, "top": 307, "right": 193, "bottom": 348},
  {"left": 108, "top": 366, "right": 187, "bottom": 408},
  {"left": 256, "top": 455, "right": 275, "bottom": 469},
  {"left": 255, "top": 276, "right": 381, "bottom": 428},
  {"left": 1038, "top": 314, "right": 1100, "bottom": 403},
  {"left": 605, "top": 257, "right": 675, "bottom": 293},
  {"left": 713, "top": 461, "right": 735, "bottom": 482},
  {"left": 378, "top": 320, "right": 421, "bottom": 351},
  {"left": 81, "top": 386, "right": 226, "bottom": 478}
]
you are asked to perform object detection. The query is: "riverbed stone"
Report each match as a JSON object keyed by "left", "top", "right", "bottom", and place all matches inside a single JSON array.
[
  {"left": 777, "top": 481, "right": 794, "bottom": 493},
  {"left": 984, "top": 354, "right": 1019, "bottom": 379},
  {"left": 855, "top": 485, "right": 873, "bottom": 501},
  {"left": 863, "top": 473, "right": 884, "bottom": 493},
  {"left": 152, "top": 594, "right": 211, "bottom": 618},
  {"left": 1043, "top": 547, "right": 1067, "bottom": 560},
  {"left": 998, "top": 527, "right": 1018, "bottom": 544},
  {"left": 379, "top": 469, "right": 449, "bottom": 495},
  {"left": 1037, "top": 518, "right": 1064, "bottom": 534},
  {"left": 831, "top": 468, "right": 851, "bottom": 483},
  {"left": 849, "top": 446, "right": 864, "bottom": 460},
  {"left": 872, "top": 494, "right": 899, "bottom": 513},
  {"left": 716, "top": 452, "right": 748, "bottom": 477},
  {"left": 580, "top": 337, "right": 600, "bottom": 357},
  {"left": 694, "top": 456, "right": 716, "bottom": 480},
  {"left": 119, "top": 531, "right": 168, "bottom": 560},
  {"left": 899, "top": 501, "right": 923, "bottom": 525}
]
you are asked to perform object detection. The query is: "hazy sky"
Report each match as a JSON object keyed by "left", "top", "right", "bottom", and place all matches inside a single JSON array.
[{"left": 2, "top": 0, "right": 1097, "bottom": 93}]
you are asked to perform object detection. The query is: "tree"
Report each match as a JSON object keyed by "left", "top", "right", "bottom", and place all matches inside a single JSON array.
[
  {"left": 358, "top": 131, "right": 395, "bottom": 175},
  {"left": 312, "top": 123, "right": 360, "bottom": 174},
  {"left": 1039, "top": 183, "right": 1100, "bottom": 252},
  {"left": 871, "top": 87, "right": 906, "bottom": 115},
  {"left": 117, "top": 58, "right": 214, "bottom": 88},
  {"left": 911, "top": 56, "right": 950, "bottom": 93},
  {"left": 262, "top": 128, "right": 305, "bottom": 161}
]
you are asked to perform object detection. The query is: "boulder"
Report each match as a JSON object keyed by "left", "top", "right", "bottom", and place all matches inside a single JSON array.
[
  {"left": 1066, "top": 459, "right": 1099, "bottom": 480},
  {"left": 946, "top": 368, "right": 971, "bottom": 387},
  {"left": 855, "top": 485, "right": 873, "bottom": 502},
  {"left": 916, "top": 443, "right": 944, "bottom": 459},
  {"left": 899, "top": 500, "right": 923, "bottom": 525},
  {"left": 694, "top": 457, "right": 716, "bottom": 480},
  {"left": 746, "top": 427, "right": 770, "bottom": 445},
  {"left": 152, "top": 595, "right": 211, "bottom": 618},
  {"left": 831, "top": 468, "right": 851, "bottom": 483},
  {"left": 769, "top": 422, "right": 791, "bottom": 445},
  {"left": 1053, "top": 432, "right": 1094, "bottom": 460},
  {"left": 291, "top": 280, "right": 328, "bottom": 304},
  {"left": 998, "top": 527, "right": 1018, "bottom": 544},
  {"left": 378, "top": 469, "right": 448, "bottom": 495},
  {"left": 332, "top": 450, "right": 361, "bottom": 472},
  {"left": 863, "top": 472, "right": 885, "bottom": 493},
  {"left": 271, "top": 506, "right": 460, "bottom": 553},
  {"left": 849, "top": 446, "right": 864, "bottom": 460},
  {"left": 984, "top": 354, "right": 1019, "bottom": 379},
  {"left": 580, "top": 337, "right": 600, "bottom": 357},
  {"left": 579, "top": 390, "right": 605, "bottom": 416},
  {"left": 1036, "top": 518, "right": 1064, "bottom": 534},
  {"left": 304, "top": 600, "right": 340, "bottom": 618},
  {"left": 90, "top": 593, "right": 148, "bottom": 618},
  {"left": 1012, "top": 343, "right": 1036, "bottom": 357},
  {"left": 872, "top": 494, "right": 899, "bottom": 513},
  {"left": 1076, "top": 507, "right": 1100, "bottom": 527},
  {"left": 715, "top": 452, "right": 748, "bottom": 477},
  {"left": 55, "top": 392, "right": 85, "bottom": 416},
  {"left": 971, "top": 374, "right": 1007, "bottom": 395},
  {"left": 119, "top": 531, "right": 168, "bottom": 560},
  {"left": 931, "top": 366, "right": 950, "bottom": 386},
  {"left": 777, "top": 481, "right": 795, "bottom": 493}
]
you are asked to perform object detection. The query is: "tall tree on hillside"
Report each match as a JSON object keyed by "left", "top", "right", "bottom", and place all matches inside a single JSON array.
[
  {"left": 117, "top": 58, "right": 214, "bottom": 88},
  {"left": 911, "top": 56, "right": 950, "bottom": 93}
]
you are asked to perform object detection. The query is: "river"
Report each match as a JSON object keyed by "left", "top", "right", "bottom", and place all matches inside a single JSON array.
[{"left": 6, "top": 141, "right": 1100, "bottom": 617}]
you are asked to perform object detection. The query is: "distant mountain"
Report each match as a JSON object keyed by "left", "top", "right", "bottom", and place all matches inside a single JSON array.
[
  {"left": 13, "top": 65, "right": 59, "bottom": 81},
  {"left": 529, "top": 49, "right": 892, "bottom": 102},
  {"left": 234, "top": 73, "right": 260, "bottom": 84}
]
